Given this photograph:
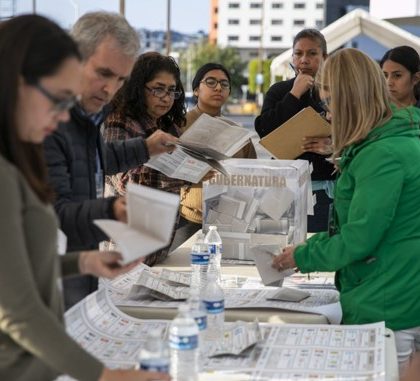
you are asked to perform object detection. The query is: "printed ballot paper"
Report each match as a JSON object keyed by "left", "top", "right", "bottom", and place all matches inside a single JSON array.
[
  {"left": 146, "top": 113, "right": 253, "bottom": 183},
  {"left": 260, "top": 106, "right": 331, "bottom": 160},
  {"left": 94, "top": 183, "right": 179, "bottom": 264}
]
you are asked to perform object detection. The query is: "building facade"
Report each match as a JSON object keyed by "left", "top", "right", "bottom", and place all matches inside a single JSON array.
[{"left": 210, "top": 0, "right": 326, "bottom": 60}]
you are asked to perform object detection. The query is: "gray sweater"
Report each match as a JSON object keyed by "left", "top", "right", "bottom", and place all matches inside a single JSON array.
[{"left": 0, "top": 155, "right": 103, "bottom": 381}]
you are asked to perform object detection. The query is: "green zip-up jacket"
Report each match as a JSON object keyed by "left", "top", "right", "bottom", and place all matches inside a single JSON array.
[{"left": 294, "top": 106, "right": 420, "bottom": 330}]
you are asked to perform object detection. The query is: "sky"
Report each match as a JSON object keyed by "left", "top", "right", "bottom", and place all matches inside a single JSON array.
[{"left": 15, "top": 0, "right": 210, "bottom": 33}]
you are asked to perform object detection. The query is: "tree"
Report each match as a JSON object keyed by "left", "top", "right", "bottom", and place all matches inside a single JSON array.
[
  {"left": 179, "top": 41, "right": 247, "bottom": 98},
  {"left": 248, "top": 58, "right": 274, "bottom": 95}
]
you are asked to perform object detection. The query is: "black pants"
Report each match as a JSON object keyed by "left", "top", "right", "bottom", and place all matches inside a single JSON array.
[{"left": 307, "top": 190, "right": 333, "bottom": 233}]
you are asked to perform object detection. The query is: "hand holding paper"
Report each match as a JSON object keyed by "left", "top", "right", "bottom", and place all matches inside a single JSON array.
[
  {"left": 254, "top": 247, "right": 294, "bottom": 287},
  {"left": 94, "top": 183, "right": 179, "bottom": 264},
  {"left": 272, "top": 246, "right": 297, "bottom": 271}
]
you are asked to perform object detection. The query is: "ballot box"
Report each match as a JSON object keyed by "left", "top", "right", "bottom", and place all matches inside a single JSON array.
[{"left": 202, "top": 159, "right": 310, "bottom": 261}]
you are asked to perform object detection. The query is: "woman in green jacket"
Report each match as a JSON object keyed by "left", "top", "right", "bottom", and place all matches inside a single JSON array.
[
  {"left": 272, "top": 48, "right": 420, "bottom": 371},
  {"left": 0, "top": 15, "right": 168, "bottom": 381}
]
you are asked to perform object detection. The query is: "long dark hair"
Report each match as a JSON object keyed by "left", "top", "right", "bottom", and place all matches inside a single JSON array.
[
  {"left": 0, "top": 15, "right": 81, "bottom": 202},
  {"left": 380, "top": 46, "right": 420, "bottom": 99},
  {"left": 112, "top": 52, "right": 186, "bottom": 130}
]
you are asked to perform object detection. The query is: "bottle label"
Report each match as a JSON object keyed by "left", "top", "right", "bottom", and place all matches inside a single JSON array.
[
  {"left": 208, "top": 244, "right": 223, "bottom": 255},
  {"left": 204, "top": 300, "right": 224, "bottom": 314},
  {"left": 140, "top": 360, "right": 169, "bottom": 373},
  {"left": 169, "top": 333, "right": 198, "bottom": 350},
  {"left": 191, "top": 253, "right": 210, "bottom": 265},
  {"left": 194, "top": 315, "right": 208, "bottom": 331}
]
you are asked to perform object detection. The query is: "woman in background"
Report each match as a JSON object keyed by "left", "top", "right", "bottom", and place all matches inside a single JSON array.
[
  {"left": 380, "top": 46, "right": 420, "bottom": 108},
  {"left": 172, "top": 63, "right": 256, "bottom": 249},
  {"left": 273, "top": 48, "right": 420, "bottom": 373},
  {"left": 0, "top": 14, "right": 168, "bottom": 381},
  {"left": 103, "top": 52, "right": 187, "bottom": 264}
]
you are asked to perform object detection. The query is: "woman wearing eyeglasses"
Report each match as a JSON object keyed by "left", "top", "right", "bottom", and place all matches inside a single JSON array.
[
  {"left": 173, "top": 63, "right": 256, "bottom": 248},
  {"left": 272, "top": 48, "right": 420, "bottom": 374},
  {"left": 102, "top": 52, "right": 187, "bottom": 264},
  {"left": 0, "top": 15, "right": 169, "bottom": 381}
]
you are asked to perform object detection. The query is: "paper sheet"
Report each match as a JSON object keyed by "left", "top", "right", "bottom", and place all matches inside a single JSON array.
[
  {"left": 94, "top": 183, "right": 179, "bottom": 264},
  {"left": 57, "top": 284, "right": 384, "bottom": 381}
]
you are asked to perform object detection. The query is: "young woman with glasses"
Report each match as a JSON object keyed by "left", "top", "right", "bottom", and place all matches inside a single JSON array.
[
  {"left": 0, "top": 14, "right": 168, "bottom": 381},
  {"left": 172, "top": 63, "right": 256, "bottom": 249},
  {"left": 102, "top": 52, "right": 187, "bottom": 264},
  {"left": 273, "top": 48, "right": 420, "bottom": 375}
]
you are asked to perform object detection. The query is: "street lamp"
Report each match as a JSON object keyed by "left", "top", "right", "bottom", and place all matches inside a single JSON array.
[
  {"left": 119, "top": 0, "right": 125, "bottom": 16},
  {"left": 166, "top": 0, "right": 171, "bottom": 55}
]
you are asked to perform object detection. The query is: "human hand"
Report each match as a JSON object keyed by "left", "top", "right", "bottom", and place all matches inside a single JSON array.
[
  {"left": 290, "top": 72, "right": 315, "bottom": 99},
  {"left": 79, "top": 251, "right": 143, "bottom": 279},
  {"left": 113, "top": 196, "right": 127, "bottom": 222},
  {"left": 146, "top": 130, "right": 178, "bottom": 156},
  {"left": 99, "top": 368, "right": 170, "bottom": 381},
  {"left": 302, "top": 136, "right": 333, "bottom": 155},
  {"left": 272, "top": 246, "right": 297, "bottom": 271}
]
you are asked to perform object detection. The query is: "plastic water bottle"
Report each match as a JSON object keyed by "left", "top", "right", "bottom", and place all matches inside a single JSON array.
[
  {"left": 202, "top": 272, "right": 225, "bottom": 341},
  {"left": 169, "top": 304, "right": 199, "bottom": 381},
  {"left": 190, "top": 233, "right": 209, "bottom": 291},
  {"left": 188, "top": 288, "right": 208, "bottom": 341},
  {"left": 138, "top": 329, "right": 169, "bottom": 373},
  {"left": 204, "top": 226, "right": 222, "bottom": 283}
]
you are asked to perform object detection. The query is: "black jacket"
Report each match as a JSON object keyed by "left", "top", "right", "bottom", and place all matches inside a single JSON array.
[
  {"left": 44, "top": 107, "right": 150, "bottom": 251},
  {"left": 254, "top": 77, "right": 334, "bottom": 180}
]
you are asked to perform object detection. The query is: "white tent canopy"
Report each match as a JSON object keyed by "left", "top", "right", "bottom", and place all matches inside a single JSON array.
[{"left": 270, "top": 8, "right": 420, "bottom": 82}]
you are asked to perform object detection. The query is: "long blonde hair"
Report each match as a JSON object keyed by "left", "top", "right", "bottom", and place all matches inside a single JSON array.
[{"left": 320, "top": 48, "right": 392, "bottom": 163}]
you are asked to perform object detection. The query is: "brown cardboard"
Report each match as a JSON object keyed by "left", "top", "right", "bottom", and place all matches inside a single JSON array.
[{"left": 259, "top": 107, "right": 331, "bottom": 160}]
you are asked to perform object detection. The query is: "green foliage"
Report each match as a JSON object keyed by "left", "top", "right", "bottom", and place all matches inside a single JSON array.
[
  {"left": 179, "top": 41, "right": 247, "bottom": 97},
  {"left": 248, "top": 58, "right": 273, "bottom": 95}
]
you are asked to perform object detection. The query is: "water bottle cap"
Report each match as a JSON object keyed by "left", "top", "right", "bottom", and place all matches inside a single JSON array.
[
  {"left": 209, "top": 225, "right": 217, "bottom": 231},
  {"left": 196, "top": 232, "right": 205, "bottom": 239}
]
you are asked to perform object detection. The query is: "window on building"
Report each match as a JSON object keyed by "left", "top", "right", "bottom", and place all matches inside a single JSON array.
[
  {"left": 293, "top": 19, "right": 305, "bottom": 26},
  {"left": 228, "top": 19, "right": 240, "bottom": 25},
  {"left": 228, "top": 35, "right": 239, "bottom": 41},
  {"left": 272, "top": 3, "right": 284, "bottom": 8},
  {"left": 271, "top": 36, "right": 283, "bottom": 41},
  {"left": 228, "top": 3, "right": 240, "bottom": 8},
  {"left": 271, "top": 19, "right": 283, "bottom": 25},
  {"left": 214, "top": 6, "right": 218, "bottom": 13},
  {"left": 214, "top": 22, "right": 218, "bottom": 28},
  {"left": 294, "top": 3, "right": 305, "bottom": 9},
  {"left": 315, "top": 20, "right": 323, "bottom": 28},
  {"left": 316, "top": 3, "right": 324, "bottom": 9},
  {"left": 250, "top": 19, "right": 261, "bottom": 25},
  {"left": 249, "top": 35, "right": 261, "bottom": 41},
  {"left": 250, "top": 2, "right": 262, "bottom": 8},
  {"left": 249, "top": 51, "right": 259, "bottom": 58}
]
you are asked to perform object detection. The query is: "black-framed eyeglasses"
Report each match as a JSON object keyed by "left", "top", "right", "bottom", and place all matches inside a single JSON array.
[
  {"left": 145, "top": 86, "right": 182, "bottom": 100},
  {"left": 33, "top": 83, "right": 79, "bottom": 113},
  {"left": 201, "top": 77, "right": 230, "bottom": 90}
]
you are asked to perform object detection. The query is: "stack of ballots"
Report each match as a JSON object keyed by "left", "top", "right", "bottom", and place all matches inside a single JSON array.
[{"left": 203, "top": 159, "right": 310, "bottom": 262}]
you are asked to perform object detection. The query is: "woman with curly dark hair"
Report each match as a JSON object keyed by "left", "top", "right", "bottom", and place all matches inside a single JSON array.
[{"left": 102, "top": 52, "right": 187, "bottom": 265}]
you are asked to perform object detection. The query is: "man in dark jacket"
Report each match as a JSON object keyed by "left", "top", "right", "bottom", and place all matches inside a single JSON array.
[
  {"left": 255, "top": 29, "right": 334, "bottom": 232},
  {"left": 44, "top": 12, "right": 177, "bottom": 308}
]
